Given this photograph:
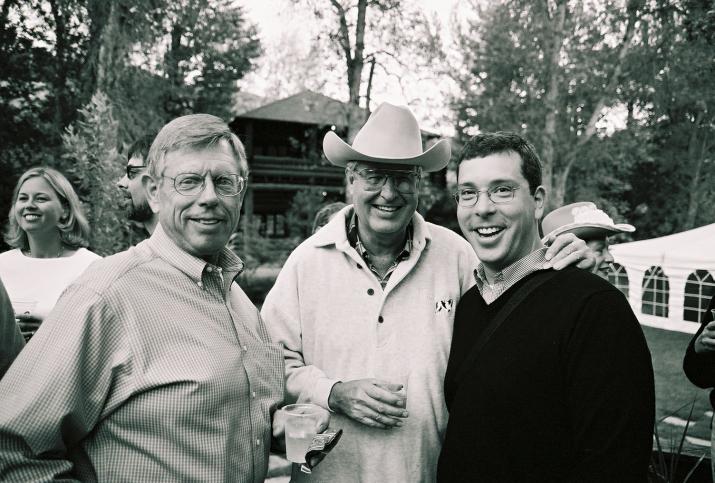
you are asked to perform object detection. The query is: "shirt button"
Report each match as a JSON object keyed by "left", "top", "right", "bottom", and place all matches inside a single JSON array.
[
  {"left": 357, "top": 264, "right": 363, "bottom": 269},
  {"left": 207, "top": 266, "right": 213, "bottom": 272},
  {"left": 256, "top": 439, "right": 261, "bottom": 446},
  {"left": 243, "top": 346, "right": 248, "bottom": 351},
  {"left": 378, "top": 316, "right": 384, "bottom": 323},
  {"left": 367, "top": 288, "right": 374, "bottom": 295},
  {"left": 251, "top": 391, "right": 256, "bottom": 398}
]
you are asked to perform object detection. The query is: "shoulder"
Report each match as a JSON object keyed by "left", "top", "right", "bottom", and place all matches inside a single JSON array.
[
  {"left": 424, "top": 222, "right": 476, "bottom": 255},
  {"left": 74, "top": 248, "right": 102, "bottom": 261},
  {"left": 72, "top": 245, "right": 155, "bottom": 296},
  {"left": 0, "top": 249, "right": 22, "bottom": 262},
  {"left": 546, "top": 266, "right": 622, "bottom": 298}
]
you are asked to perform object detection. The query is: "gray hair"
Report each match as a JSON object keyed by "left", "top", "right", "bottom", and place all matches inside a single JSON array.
[{"left": 148, "top": 114, "right": 249, "bottom": 177}]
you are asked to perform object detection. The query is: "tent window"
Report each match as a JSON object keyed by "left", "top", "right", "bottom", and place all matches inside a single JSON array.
[
  {"left": 642, "top": 266, "right": 669, "bottom": 317},
  {"left": 683, "top": 270, "right": 715, "bottom": 322},
  {"left": 607, "top": 263, "right": 629, "bottom": 297}
]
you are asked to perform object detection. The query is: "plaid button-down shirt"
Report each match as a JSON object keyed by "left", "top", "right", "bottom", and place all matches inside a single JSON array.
[
  {"left": 347, "top": 209, "right": 413, "bottom": 289},
  {"left": 474, "top": 247, "right": 548, "bottom": 304},
  {"left": 0, "top": 225, "right": 285, "bottom": 482}
]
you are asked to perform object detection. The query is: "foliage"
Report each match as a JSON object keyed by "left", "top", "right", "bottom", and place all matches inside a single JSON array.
[
  {"left": 285, "top": 187, "right": 330, "bottom": 240},
  {"left": 649, "top": 400, "right": 709, "bottom": 482},
  {"left": 451, "top": 0, "right": 715, "bottom": 239},
  {"left": 61, "top": 92, "right": 130, "bottom": 256}
]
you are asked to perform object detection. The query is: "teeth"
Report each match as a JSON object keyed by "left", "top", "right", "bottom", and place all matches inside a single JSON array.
[
  {"left": 24, "top": 214, "right": 40, "bottom": 221},
  {"left": 375, "top": 206, "right": 399, "bottom": 212},
  {"left": 476, "top": 227, "right": 503, "bottom": 236},
  {"left": 195, "top": 219, "right": 220, "bottom": 225}
]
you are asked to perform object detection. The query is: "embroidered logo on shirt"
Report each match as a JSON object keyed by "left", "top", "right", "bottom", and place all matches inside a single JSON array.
[{"left": 435, "top": 299, "right": 454, "bottom": 313}]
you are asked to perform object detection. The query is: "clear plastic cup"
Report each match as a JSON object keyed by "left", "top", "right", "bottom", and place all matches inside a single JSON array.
[{"left": 283, "top": 404, "right": 327, "bottom": 463}]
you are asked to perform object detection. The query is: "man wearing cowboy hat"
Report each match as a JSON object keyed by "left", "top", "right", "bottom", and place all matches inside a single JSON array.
[
  {"left": 261, "top": 104, "right": 590, "bottom": 482},
  {"left": 541, "top": 201, "right": 636, "bottom": 279}
]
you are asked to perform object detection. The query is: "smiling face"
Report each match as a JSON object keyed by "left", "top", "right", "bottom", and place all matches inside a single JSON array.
[
  {"left": 586, "top": 238, "right": 614, "bottom": 278},
  {"left": 349, "top": 161, "right": 419, "bottom": 244},
  {"left": 149, "top": 141, "right": 245, "bottom": 262},
  {"left": 117, "top": 155, "right": 154, "bottom": 223},
  {"left": 457, "top": 151, "right": 545, "bottom": 278},
  {"left": 14, "top": 176, "right": 67, "bottom": 237}
]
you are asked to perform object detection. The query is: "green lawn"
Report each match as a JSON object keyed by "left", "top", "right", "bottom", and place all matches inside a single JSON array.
[{"left": 643, "top": 325, "right": 712, "bottom": 457}]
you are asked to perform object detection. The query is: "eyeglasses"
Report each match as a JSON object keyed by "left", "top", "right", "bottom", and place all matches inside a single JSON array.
[
  {"left": 126, "top": 165, "right": 147, "bottom": 180},
  {"left": 353, "top": 168, "right": 420, "bottom": 194},
  {"left": 164, "top": 173, "right": 246, "bottom": 197},
  {"left": 453, "top": 186, "right": 520, "bottom": 207}
]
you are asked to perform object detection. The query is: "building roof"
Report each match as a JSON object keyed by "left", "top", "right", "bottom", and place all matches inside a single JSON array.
[{"left": 235, "top": 90, "right": 364, "bottom": 127}]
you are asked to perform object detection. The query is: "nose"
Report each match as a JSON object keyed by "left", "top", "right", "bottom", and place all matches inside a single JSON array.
[
  {"left": 602, "top": 246, "right": 614, "bottom": 263},
  {"left": 197, "top": 175, "right": 219, "bottom": 206},
  {"left": 117, "top": 175, "right": 128, "bottom": 190},
  {"left": 473, "top": 190, "right": 496, "bottom": 217},
  {"left": 378, "top": 176, "right": 401, "bottom": 200}
]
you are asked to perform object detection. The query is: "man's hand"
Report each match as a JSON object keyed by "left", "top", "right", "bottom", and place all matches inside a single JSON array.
[
  {"left": 543, "top": 232, "right": 595, "bottom": 270},
  {"left": 272, "top": 405, "right": 330, "bottom": 453},
  {"left": 15, "top": 314, "right": 42, "bottom": 340},
  {"left": 328, "top": 379, "right": 408, "bottom": 429},
  {"left": 695, "top": 321, "right": 715, "bottom": 354}
]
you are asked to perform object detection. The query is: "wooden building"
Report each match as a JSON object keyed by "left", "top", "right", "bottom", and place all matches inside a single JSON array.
[{"left": 230, "top": 90, "right": 447, "bottom": 238}]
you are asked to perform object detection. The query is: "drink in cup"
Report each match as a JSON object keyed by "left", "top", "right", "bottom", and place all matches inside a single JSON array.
[{"left": 283, "top": 403, "right": 327, "bottom": 463}]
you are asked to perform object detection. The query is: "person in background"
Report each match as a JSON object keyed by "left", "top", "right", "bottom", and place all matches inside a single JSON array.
[
  {"left": 437, "top": 132, "right": 654, "bottom": 482},
  {"left": 683, "top": 295, "right": 715, "bottom": 479},
  {"left": 0, "top": 114, "right": 299, "bottom": 481},
  {"left": 117, "top": 133, "right": 158, "bottom": 234},
  {"left": 0, "top": 167, "right": 100, "bottom": 340},
  {"left": 262, "top": 104, "right": 593, "bottom": 483},
  {"left": 541, "top": 201, "right": 635, "bottom": 279},
  {"left": 312, "top": 201, "right": 347, "bottom": 234},
  {"left": 0, "top": 277, "right": 23, "bottom": 379}
]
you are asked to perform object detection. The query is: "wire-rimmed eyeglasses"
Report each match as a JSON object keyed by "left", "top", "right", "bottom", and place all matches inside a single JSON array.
[
  {"left": 453, "top": 186, "right": 520, "bottom": 207},
  {"left": 164, "top": 173, "right": 246, "bottom": 197},
  {"left": 352, "top": 168, "right": 420, "bottom": 194}
]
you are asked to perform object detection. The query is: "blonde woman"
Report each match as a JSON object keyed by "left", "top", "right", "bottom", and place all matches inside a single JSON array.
[{"left": 0, "top": 167, "right": 100, "bottom": 340}]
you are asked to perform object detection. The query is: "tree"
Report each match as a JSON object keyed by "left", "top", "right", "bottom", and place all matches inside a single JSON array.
[{"left": 452, "top": 0, "right": 646, "bottom": 209}]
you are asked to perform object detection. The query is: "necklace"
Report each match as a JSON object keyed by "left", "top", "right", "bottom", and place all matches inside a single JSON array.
[{"left": 26, "top": 246, "right": 64, "bottom": 259}]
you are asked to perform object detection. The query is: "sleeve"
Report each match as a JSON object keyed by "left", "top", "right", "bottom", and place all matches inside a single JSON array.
[
  {"left": 683, "top": 296, "right": 715, "bottom": 388},
  {"left": 260, "top": 254, "right": 339, "bottom": 411},
  {"left": 0, "top": 277, "right": 24, "bottom": 379},
  {"left": 563, "top": 289, "right": 655, "bottom": 482},
  {"left": 0, "top": 283, "right": 129, "bottom": 481}
]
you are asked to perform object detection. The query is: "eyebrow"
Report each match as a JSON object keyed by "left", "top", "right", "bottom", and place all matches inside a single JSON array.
[{"left": 458, "top": 179, "right": 520, "bottom": 187}]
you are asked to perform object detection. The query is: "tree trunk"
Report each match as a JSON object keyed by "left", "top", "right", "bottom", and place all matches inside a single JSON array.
[
  {"left": 683, "top": 113, "right": 708, "bottom": 230},
  {"left": 49, "top": 0, "right": 69, "bottom": 133},
  {"left": 541, "top": 0, "right": 567, "bottom": 208}
]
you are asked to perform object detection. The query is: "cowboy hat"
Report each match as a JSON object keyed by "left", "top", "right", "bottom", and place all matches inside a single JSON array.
[
  {"left": 323, "top": 102, "right": 450, "bottom": 172},
  {"left": 542, "top": 201, "right": 635, "bottom": 240}
]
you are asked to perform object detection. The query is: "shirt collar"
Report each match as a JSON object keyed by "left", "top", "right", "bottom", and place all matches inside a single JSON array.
[
  {"left": 473, "top": 247, "right": 548, "bottom": 301},
  {"left": 311, "top": 205, "right": 430, "bottom": 253},
  {"left": 145, "top": 223, "right": 245, "bottom": 284},
  {"left": 346, "top": 208, "right": 413, "bottom": 260}
]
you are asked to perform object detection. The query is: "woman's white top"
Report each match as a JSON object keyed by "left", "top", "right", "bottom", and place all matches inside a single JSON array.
[{"left": 0, "top": 248, "right": 101, "bottom": 320}]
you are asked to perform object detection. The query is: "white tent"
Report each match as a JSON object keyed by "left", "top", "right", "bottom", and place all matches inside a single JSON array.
[{"left": 610, "top": 223, "right": 715, "bottom": 334}]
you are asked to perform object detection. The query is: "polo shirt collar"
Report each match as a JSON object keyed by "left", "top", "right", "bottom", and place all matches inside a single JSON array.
[{"left": 311, "top": 205, "right": 432, "bottom": 253}]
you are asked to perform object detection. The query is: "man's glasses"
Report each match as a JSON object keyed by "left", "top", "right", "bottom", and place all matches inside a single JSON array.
[
  {"left": 453, "top": 186, "right": 520, "bottom": 207},
  {"left": 164, "top": 173, "right": 246, "bottom": 197},
  {"left": 126, "top": 165, "right": 146, "bottom": 180},
  {"left": 353, "top": 168, "right": 420, "bottom": 194}
]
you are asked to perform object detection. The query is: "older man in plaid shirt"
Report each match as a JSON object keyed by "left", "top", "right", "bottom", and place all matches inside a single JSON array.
[{"left": 0, "top": 114, "right": 288, "bottom": 482}]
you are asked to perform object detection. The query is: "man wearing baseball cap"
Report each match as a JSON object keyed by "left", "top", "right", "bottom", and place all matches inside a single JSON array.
[
  {"left": 261, "top": 103, "right": 590, "bottom": 482},
  {"left": 542, "top": 201, "right": 635, "bottom": 279}
]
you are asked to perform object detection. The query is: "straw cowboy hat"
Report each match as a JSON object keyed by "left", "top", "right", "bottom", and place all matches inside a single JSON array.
[
  {"left": 542, "top": 201, "right": 635, "bottom": 240},
  {"left": 322, "top": 102, "right": 451, "bottom": 172}
]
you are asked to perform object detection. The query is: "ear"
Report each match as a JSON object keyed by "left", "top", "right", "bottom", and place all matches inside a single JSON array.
[
  {"left": 143, "top": 173, "right": 161, "bottom": 215},
  {"left": 533, "top": 185, "right": 547, "bottom": 220}
]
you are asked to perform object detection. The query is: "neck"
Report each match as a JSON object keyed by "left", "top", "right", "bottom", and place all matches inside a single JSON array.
[
  {"left": 482, "top": 235, "right": 544, "bottom": 284},
  {"left": 357, "top": 224, "right": 407, "bottom": 258},
  {"left": 26, "top": 234, "right": 64, "bottom": 258},
  {"left": 145, "top": 216, "right": 158, "bottom": 235}
]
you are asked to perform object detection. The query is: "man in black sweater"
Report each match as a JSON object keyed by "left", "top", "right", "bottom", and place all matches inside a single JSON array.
[{"left": 437, "top": 132, "right": 655, "bottom": 482}]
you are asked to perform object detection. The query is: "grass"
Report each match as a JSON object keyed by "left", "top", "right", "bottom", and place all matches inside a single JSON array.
[{"left": 642, "top": 326, "right": 712, "bottom": 456}]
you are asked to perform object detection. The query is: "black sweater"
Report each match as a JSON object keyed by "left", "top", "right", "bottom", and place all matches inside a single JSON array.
[
  {"left": 683, "top": 296, "right": 715, "bottom": 408},
  {"left": 438, "top": 267, "right": 655, "bottom": 483}
]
